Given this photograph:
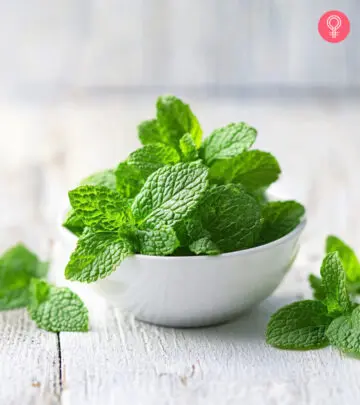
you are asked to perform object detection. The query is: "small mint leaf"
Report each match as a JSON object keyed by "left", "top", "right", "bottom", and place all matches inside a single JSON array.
[
  {"left": 326, "top": 235, "right": 360, "bottom": 283},
  {"left": 28, "top": 279, "right": 88, "bottom": 332},
  {"left": 138, "top": 119, "right": 164, "bottom": 146},
  {"left": 62, "top": 209, "right": 85, "bottom": 237},
  {"left": 320, "top": 252, "right": 352, "bottom": 316},
  {"left": 189, "top": 237, "right": 220, "bottom": 255},
  {"left": 258, "top": 201, "right": 305, "bottom": 245},
  {"left": 115, "top": 162, "right": 145, "bottom": 199},
  {"left": 179, "top": 133, "right": 199, "bottom": 162},
  {"left": 308, "top": 274, "right": 326, "bottom": 301},
  {"left": 156, "top": 95, "right": 202, "bottom": 149},
  {"left": 266, "top": 300, "right": 332, "bottom": 350},
  {"left": 209, "top": 150, "right": 280, "bottom": 191},
  {"left": 200, "top": 122, "right": 256, "bottom": 165},
  {"left": 79, "top": 169, "right": 116, "bottom": 190},
  {"left": 326, "top": 306, "right": 360, "bottom": 354},
  {"left": 65, "top": 228, "right": 134, "bottom": 283}
]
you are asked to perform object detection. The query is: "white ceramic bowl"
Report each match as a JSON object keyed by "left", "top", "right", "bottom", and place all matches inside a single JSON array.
[{"left": 59, "top": 215, "right": 306, "bottom": 328}]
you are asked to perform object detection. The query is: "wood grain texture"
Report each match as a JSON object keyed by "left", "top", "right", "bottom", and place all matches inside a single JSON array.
[{"left": 0, "top": 310, "right": 60, "bottom": 405}]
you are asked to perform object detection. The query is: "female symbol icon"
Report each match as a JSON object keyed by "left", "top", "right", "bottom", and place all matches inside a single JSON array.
[
  {"left": 326, "top": 15, "right": 342, "bottom": 39},
  {"left": 318, "top": 10, "right": 350, "bottom": 43}
]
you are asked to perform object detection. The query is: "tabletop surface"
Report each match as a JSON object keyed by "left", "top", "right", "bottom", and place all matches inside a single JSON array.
[{"left": 1, "top": 96, "right": 360, "bottom": 405}]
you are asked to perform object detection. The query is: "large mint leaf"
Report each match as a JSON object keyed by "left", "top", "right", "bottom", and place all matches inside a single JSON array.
[
  {"left": 266, "top": 300, "right": 332, "bottom": 350},
  {"left": 127, "top": 144, "right": 180, "bottom": 178},
  {"left": 136, "top": 226, "right": 179, "bottom": 255},
  {"left": 138, "top": 119, "right": 164, "bottom": 145},
  {"left": 258, "top": 201, "right": 305, "bottom": 245},
  {"left": 132, "top": 162, "right": 208, "bottom": 228},
  {"left": 65, "top": 228, "right": 133, "bottom": 282},
  {"left": 28, "top": 279, "right": 88, "bottom": 332},
  {"left": 326, "top": 306, "right": 360, "bottom": 354},
  {"left": 200, "top": 122, "right": 256, "bottom": 165},
  {"left": 209, "top": 150, "right": 280, "bottom": 190},
  {"left": 198, "top": 184, "right": 261, "bottom": 252},
  {"left": 320, "top": 252, "right": 352, "bottom": 316},
  {"left": 179, "top": 133, "right": 199, "bottom": 162},
  {"left": 326, "top": 235, "right": 360, "bottom": 283},
  {"left": 69, "top": 185, "right": 132, "bottom": 231},
  {"left": 156, "top": 95, "right": 202, "bottom": 149},
  {"left": 0, "top": 244, "right": 48, "bottom": 310}
]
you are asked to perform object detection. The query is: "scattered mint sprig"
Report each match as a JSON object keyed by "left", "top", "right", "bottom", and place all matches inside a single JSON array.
[
  {"left": 63, "top": 94, "right": 305, "bottom": 283},
  {"left": 267, "top": 236, "right": 360, "bottom": 357},
  {"left": 0, "top": 243, "right": 89, "bottom": 332}
]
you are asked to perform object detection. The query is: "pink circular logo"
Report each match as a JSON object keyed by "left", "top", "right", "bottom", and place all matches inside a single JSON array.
[{"left": 318, "top": 10, "right": 350, "bottom": 43}]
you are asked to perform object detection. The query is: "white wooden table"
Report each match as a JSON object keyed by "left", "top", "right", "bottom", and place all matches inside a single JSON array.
[{"left": 1, "top": 96, "right": 360, "bottom": 405}]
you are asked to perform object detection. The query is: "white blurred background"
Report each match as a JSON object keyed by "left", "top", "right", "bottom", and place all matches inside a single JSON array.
[{"left": 0, "top": 0, "right": 359, "bottom": 262}]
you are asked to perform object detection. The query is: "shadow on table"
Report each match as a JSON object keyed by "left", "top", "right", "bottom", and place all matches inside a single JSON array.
[{"left": 175, "top": 295, "right": 297, "bottom": 342}]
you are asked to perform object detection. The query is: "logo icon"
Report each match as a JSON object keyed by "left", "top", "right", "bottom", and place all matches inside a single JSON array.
[{"left": 318, "top": 10, "right": 350, "bottom": 43}]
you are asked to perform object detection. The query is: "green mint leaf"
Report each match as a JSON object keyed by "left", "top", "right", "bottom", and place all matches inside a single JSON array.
[
  {"left": 69, "top": 185, "right": 132, "bottom": 231},
  {"left": 258, "top": 201, "right": 305, "bottom": 245},
  {"left": 127, "top": 144, "right": 180, "bottom": 178},
  {"left": 62, "top": 209, "right": 85, "bottom": 237},
  {"left": 308, "top": 274, "right": 326, "bottom": 301},
  {"left": 320, "top": 252, "right": 352, "bottom": 316},
  {"left": 209, "top": 150, "right": 281, "bottom": 191},
  {"left": 79, "top": 169, "right": 116, "bottom": 190},
  {"left": 179, "top": 133, "right": 199, "bottom": 162},
  {"left": 326, "top": 235, "right": 360, "bottom": 283},
  {"left": 156, "top": 95, "right": 202, "bottom": 149},
  {"left": 138, "top": 119, "right": 164, "bottom": 146},
  {"left": 198, "top": 184, "right": 262, "bottom": 252},
  {"left": 65, "top": 228, "right": 133, "bottom": 282},
  {"left": 132, "top": 162, "right": 208, "bottom": 228},
  {"left": 115, "top": 162, "right": 145, "bottom": 198},
  {"left": 200, "top": 122, "right": 256, "bottom": 166},
  {"left": 28, "top": 279, "right": 88, "bottom": 332},
  {"left": 0, "top": 244, "right": 48, "bottom": 310},
  {"left": 266, "top": 300, "right": 332, "bottom": 350},
  {"left": 189, "top": 237, "right": 220, "bottom": 255},
  {"left": 136, "top": 226, "right": 179, "bottom": 255},
  {"left": 326, "top": 306, "right": 360, "bottom": 354}
]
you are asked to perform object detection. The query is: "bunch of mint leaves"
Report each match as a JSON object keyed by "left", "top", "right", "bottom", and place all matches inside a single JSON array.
[
  {"left": 266, "top": 236, "right": 360, "bottom": 355},
  {"left": 0, "top": 244, "right": 88, "bottom": 332},
  {"left": 63, "top": 95, "right": 305, "bottom": 283}
]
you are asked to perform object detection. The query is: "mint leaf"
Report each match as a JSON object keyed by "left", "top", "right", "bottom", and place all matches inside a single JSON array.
[
  {"left": 127, "top": 144, "right": 180, "bottom": 178},
  {"left": 198, "top": 184, "right": 262, "bottom": 252},
  {"left": 132, "top": 162, "right": 208, "bottom": 228},
  {"left": 308, "top": 274, "right": 326, "bottom": 301},
  {"left": 0, "top": 244, "right": 48, "bottom": 310},
  {"left": 320, "top": 252, "right": 352, "bottom": 316},
  {"left": 28, "top": 279, "right": 88, "bottom": 332},
  {"left": 326, "top": 235, "right": 360, "bottom": 283},
  {"left": 189, "top": 237, "right": 220, "bottom": 255},
  {"left": 200, "top": 122, "right": 256, "bottom": 166},
  {"left": 79, "top": 169, "right": 116, "bottom": 190},
  {"left": 136, "top": 226, "right": 179, "bottom": 255},
  {"left": 266, "top": 300, "right": 332, "bottom": 350},
  {"left": 115, "top": 162, "right": 145, "bottom": 198},
  {"left": 69, "top": 185, "right": 132, "bottom": 231},
  {"left": 138, "top": 119, "right": 164, "bottom": 146},
  {"left": 326, "top": 306, "right": 360, "bottom": 354},
  {"left": 209, "top": 150, "right": 280, "bottom": 191},
  {"left": 62, "top": 209, "right": 85, "bottom": 237},
  {"left": 179, "top": 133, "right": 199, "bottom": 162},
  {"left": 156, "top": 95, "right": 202, "bottom": 149},
  {"left": 65, "top": 228, "right": 133, "bottom": 282},
  {"left": 258, "top": 201, "right": 305, "bottom": 245}
]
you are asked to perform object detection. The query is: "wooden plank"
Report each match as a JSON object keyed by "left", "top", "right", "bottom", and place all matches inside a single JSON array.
[
  {"left": 58, "top": 259, "right": 360, "bottom": 405},
  {"left": 0, "top": 310, "right": 60, "bottom": 405}
]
